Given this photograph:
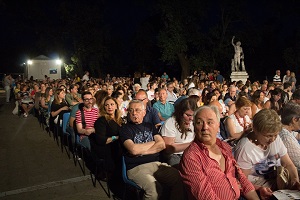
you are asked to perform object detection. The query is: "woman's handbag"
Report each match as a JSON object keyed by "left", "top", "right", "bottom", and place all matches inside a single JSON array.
[{"left": 276, "top": 166, "right": 290, "bottom": 190}]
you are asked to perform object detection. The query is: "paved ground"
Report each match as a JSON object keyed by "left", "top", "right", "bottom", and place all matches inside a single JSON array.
[{"left": 0, "top": 90, "right": 111, "bottom": 200}]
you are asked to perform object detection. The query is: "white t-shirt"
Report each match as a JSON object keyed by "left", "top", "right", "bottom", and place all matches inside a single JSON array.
[
  {"left": 234, "top": 136, "right": 287, "bottom": 176},
  {"left": 147, "top": 90, "right": 155, "bottom": 101},
  {"left": 140, "top": 77, "right": 149, "bottom": 90},
  {"left": 160, "top": 116, "right": 194, "bottom": 154}
]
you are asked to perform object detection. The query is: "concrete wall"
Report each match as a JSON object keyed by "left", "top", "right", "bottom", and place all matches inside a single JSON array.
[{"left": 28, "top": 60, "right": 61, "bottom": 80}]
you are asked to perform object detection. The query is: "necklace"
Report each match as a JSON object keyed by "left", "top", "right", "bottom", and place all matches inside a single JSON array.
[{"left": 234, "top": 112, "right": 246, "bottom": 130}]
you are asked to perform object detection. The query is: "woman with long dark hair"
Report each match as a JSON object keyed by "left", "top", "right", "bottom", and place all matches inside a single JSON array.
[
  {"left": 160, "top": 98, "right": 197, "bottom": 167},
  {"left": 50, "top": 88, "right": 69, "bottom": 131}
]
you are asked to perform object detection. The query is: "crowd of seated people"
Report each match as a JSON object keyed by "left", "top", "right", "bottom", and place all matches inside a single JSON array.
[{"left": 8, "top": 68, "right": 300, "bottom": 199}]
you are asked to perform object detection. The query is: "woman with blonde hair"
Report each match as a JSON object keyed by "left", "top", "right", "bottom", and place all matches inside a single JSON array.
[
  {"left": 234, "top": 109, "right": 300, "bottom": 199},
  {"left": 90, "top": 96, "right": 123, "bottom": 172}
]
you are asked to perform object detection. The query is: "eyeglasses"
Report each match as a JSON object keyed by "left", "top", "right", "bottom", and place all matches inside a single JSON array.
[
  {"left": 84, "top": 98, "right": 94, "bottom": 102},
  {"left": 184, "top": 113, "right": 193, "bottom": 118},
  {"left": 128, "top": 108, "right": 144, "bottom": 113},
  {"left": 134, "top": 98, "right": 147, "bottom": 101}
]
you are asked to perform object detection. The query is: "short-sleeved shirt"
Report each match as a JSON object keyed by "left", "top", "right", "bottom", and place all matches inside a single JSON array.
[
  {"left": 160, "top": 116, "right": 194, "bottom": 154},
  {"left": 75, "top": 107, "right": 98, "bottom": 129},
  {"left": 234, "top": 136, "right": 287, "bottom": 176},
  {"left": 65, "top": 93, "right": 81, "bottom": 108},
  {"left": 153, "top": 101, "right": 174, "bottom": 120},
  {"left": 273, "top": 74, "right": 281, "bottom": 83},
  {"left": 119, "top": 121, "right": 160, "bottom": 170}
]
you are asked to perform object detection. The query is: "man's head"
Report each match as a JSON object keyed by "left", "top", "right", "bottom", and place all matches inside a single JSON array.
[
  {"left": 70, "top": 84, "right": 78, "bottom": 94},
  {"left": 128, "top": 100, "right": 146, "bottom": 124},
  {"left": 134, "top": 89, "right": 149, "bottom": 107},
  {"left": 167, "top": 82, "right": 174, "bottom": 92},
  {"left": 286, "top": 70, "right": 291, "bottom": 76},
  {"left": 228, "top": 86, "right": 237, "bottom": 97},
  {"left": 193, "top": 106, "right": 220, "bottom": 145},
  {"left": 276, "top": 70, "right": 281, "bottom": 75},
  {"left": 158, "top": 88, "right": 167, "bottom": 103},
  {"left": 82, "top": 91, "right": 93, "bottom": 109}
]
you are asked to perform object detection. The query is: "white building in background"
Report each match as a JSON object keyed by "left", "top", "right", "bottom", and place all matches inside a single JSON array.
[{"left": 27, "top": 55, "right": 62, "bottom": 80}]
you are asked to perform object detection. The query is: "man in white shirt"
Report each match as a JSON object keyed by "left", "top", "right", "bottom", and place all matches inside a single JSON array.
[
  {"left": 166, "top": 82, "right": 177, "bottom": 104},
  {"left": 82, "top": 71, "right": 90, "bottom": 81}
]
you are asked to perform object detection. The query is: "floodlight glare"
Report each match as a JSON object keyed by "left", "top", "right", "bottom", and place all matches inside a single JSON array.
[
  {"left": 27, "top": 60, "right": 32, "bottom": 65},
  {"left": 56, "top": 59, "right": 62, "bottom": 65}
]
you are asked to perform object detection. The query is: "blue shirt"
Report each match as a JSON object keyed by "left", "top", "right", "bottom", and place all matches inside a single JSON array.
[{"left": 153, "top": 101, "right": 174, "bottom": 120}]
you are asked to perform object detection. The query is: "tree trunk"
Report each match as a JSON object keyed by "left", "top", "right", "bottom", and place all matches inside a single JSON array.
[{"left": 177, "top": 52, "right": 190, "bottom": 81}]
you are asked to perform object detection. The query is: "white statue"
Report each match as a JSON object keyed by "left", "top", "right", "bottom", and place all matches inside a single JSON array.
[{"left": 231, "top": 36, "right": 244, "bottom": 71}]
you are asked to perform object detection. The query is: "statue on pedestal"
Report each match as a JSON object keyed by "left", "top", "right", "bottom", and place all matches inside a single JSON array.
[{"left": 231, "top": 36, "right": 245, "bottom": 71}]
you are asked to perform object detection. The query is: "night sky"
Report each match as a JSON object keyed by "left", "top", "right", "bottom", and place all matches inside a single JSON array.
[{"left": 1, "top": 0, "right": 300, "bottom": 81}]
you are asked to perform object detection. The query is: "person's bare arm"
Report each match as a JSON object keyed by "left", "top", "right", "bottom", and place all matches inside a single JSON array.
[
  {"left": 163, "top": 136, "right": 191, "bottom": 154},
  {"left": 123, "top": 135, "right": 165, "bottom": 156},
  {"left": 240, "top": 168, "right": 273, "bottom": 199},
  {"left": 281, "top": 153, "right": 300, "bottom": 188},
  {"left": 225, "top": 117, "right": 243, "bottom": 140},
  {"left": 76, "top": 123, "right": 95, "bottom": 136}
]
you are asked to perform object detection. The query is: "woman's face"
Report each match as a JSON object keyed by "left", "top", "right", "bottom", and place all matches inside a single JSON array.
[
  {"left": 272, "top": 93, "right": 281, "bottom": 102},
  {"left": 58, "top": 90, "right": 66, "bottom": 99},
  {"left": 256, "top": 131, "right": 278, "bottom": 147},
  {"left": 105, "top": 99, "right": 117, "bottom": 116},
  {"left": 183, "top": 109, "right": 194, "bottom": 127},
  {"left": 259, "top": 92, "right": 265, "bottom": 102},
  {"left": 238, "top": 106, "right": 251, "bottom": 117},
  {"left": 116, "top": 96, "right": 123, "bottom": 106},
  {"left": 49, "top": 89, "right": 53, "bottom": 96},
  {"left": 214, "top": 90, "right": 220, "bottom": 98}
]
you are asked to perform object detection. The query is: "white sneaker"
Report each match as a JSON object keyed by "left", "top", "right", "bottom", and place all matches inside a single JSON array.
[{"left": 23, "top": 113, "right": 28, "bottom": 118}]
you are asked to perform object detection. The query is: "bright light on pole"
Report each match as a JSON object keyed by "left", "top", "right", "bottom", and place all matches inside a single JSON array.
[
  {"left": 56, "top": 59, "right": 62, "bottom": 65},
  {"left": 26, "top": 60, "right": 32, "bottom": 79}
]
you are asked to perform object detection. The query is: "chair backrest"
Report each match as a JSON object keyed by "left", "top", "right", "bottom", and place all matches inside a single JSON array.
[
  {"left": 121, "top": 156, "right": 142, "bottom": 189},
  {"left": 62, "top": 112, "right": 71, "bottom": 134}
]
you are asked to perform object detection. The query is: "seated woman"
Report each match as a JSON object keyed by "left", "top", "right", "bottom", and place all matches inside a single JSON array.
[
  {"left": 280, "top": 102, "right": 300, "bottom": 172},
  {"left": 264, "top": 88, "right": 283, "bottom": 114},
  {"left": 160, "top": 98, "right": 197, "bottom": 167},
  {"left": 40, "top": 87, "right": 53, "bottom": 128},
  {"left": 18, "top": 84, "right": 34, "bottom": 117},
  {"left": 50, "top": 88, "right": 70, "bottom": 131},
  {"left": 90, "top": 96, "right": 123, "bottom": 172},
  {"left": 234, "top": 109, "right": 300, "bottom": 200},
  {"left": 251, "top": 90, "right": 265, "bottom": 118},
  {"left": 224, "top": 96, "right": 252, "bottom": 140}
]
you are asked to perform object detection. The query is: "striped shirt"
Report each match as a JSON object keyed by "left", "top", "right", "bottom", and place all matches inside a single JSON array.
[
  {"left": 75, "top": 107, "right": 98, "bottom": 129},
  {"left": 179, "top": 139, "right": 254, "bottom": 200}
]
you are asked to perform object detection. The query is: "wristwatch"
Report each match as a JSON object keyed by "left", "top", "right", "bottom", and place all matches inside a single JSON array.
[{"left": 112, "top": 136, "right": 117, "bottom": 141}]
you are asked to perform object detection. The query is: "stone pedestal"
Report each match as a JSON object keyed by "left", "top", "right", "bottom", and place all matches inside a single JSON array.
[{"left": 230, "top": 71, "right": 249, "bottom": 84}]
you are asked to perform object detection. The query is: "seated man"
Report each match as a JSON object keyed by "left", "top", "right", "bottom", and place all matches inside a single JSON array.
[
  {"left": 119, "top": 100, "right": 184, "bottom": 200},
  {"left": 179, "top": 105, "right": 259, "bottom": 200},
  {"left": 153, "top": 88, "right": 174, "bottom": 121}
]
